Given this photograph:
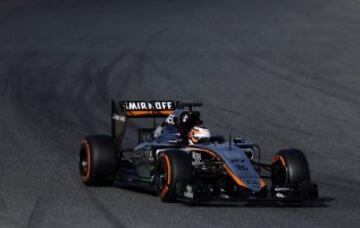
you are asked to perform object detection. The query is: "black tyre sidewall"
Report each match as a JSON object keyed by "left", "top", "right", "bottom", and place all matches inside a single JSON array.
[
  {"left": 80, "top": 135, "right": 118, "bottom": 186},
  {"left": 272, "top": 149, "right": 311, "bottom": 187}
]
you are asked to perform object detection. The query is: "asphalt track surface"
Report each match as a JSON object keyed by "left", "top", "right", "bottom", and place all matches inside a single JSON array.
[{"left": 1, "top": 0, "right": 360, "bottom": 227}]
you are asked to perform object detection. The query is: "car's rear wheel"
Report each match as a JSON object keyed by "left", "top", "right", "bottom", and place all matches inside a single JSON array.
[
  {"left": 79, "top": 135, "right": 118, "bottom": 186},
  {"left": 155, "top": 150, "right": 192, "bottom": 202}
]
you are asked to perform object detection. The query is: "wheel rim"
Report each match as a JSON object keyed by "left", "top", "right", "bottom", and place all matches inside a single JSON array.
[
  {"left": 271, "top": 158, "right": 288, "bottom": 187},
  {"left": 156, "top": 158, "right": 167, "bottom": 191},
  {"left": 156, "top": 155, "right": 171, "bottom": 199}
]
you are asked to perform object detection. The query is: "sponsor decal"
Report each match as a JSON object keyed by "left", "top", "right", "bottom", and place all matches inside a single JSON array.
[
  {"left": 112, "top": 114, "right": 126, "bottom": 121},
  {"left": 112, "top": 113, "right": 120, "bottom": 120},
  {"left": 122, "top": 101, "right": 174, "bottom": 111},
  {"left": 192, "top": 152, "right": 202, "bottom": 165}
]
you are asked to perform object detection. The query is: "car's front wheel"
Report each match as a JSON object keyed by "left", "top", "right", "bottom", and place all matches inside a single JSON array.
[{"left": 271, "top": 149, "right": 318, "bottom": 199}]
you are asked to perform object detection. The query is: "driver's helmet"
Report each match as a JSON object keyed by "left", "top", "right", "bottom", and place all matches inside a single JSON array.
[{"left": 188, "top": 126, "right": 211, "bottom": 145}]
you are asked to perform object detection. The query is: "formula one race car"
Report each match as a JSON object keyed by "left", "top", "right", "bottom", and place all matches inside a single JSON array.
[{"left": 78, "top": 101, "right": 318, "bottom": 204}]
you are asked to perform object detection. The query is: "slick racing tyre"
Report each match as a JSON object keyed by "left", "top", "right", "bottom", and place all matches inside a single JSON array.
[
  {"left": 271, "top": 149, "right": 311, "bottom": 188},
  {"left": 79, "top": 135, "right": 118, "bottom": 186},
  {"left": 155, "top": 150, "right": 192, "bottom": 202}
]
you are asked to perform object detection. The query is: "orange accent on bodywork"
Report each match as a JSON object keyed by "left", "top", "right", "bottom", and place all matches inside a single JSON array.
[
  {"left": 223, "top": 164, "right": 248, "bottom": 189},
  {"left": 125, "top": 110, "right": 173, "bottom": 117},
  {"left": 189, "top": 146, "right": 250, "bottom": 189},
  {"left": 80, "top": 139, "right": 91, "bottom": 182},
  {"left": 259, "top": 178, "right": 267, "bottom": 189},
  {"left": 189, "top": 146, "right": 220, "bottom": 160}
]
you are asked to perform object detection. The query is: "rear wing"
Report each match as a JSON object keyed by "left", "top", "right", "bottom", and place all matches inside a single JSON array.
[
  {"left": 112, "top": 100, "right": 203, "bottom": 118},
  {"left": 117, "top": 101, "right": 176, "bottom": 118},
  {"left": 111, "top": 100, "right": 202, "bottom": 147}
]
